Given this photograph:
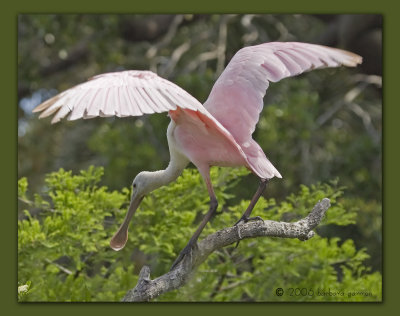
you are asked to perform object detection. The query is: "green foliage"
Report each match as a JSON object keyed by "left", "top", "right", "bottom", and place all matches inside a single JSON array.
[
  {"left": 18, "top": 166, "right": 137, "bottom": 301},
  {"left": 18, "top": 166, "right": 381, "bottom": 302}
]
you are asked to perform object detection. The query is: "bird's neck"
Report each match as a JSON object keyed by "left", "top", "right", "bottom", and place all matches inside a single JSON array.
[
  {"left": 147, "top": 152, "right": 189, "bottom": 191},
  {"left": 145, "top": 120, "right": 189, "bottom": 192}
]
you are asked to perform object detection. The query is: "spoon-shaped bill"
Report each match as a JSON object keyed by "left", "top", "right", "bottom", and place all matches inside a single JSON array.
[{"left": 110, "top": 194, "right": 144, "bottom": 251}]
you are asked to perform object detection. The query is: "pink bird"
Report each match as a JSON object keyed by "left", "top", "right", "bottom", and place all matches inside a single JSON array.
[{"left": 33, "top": 42, "right": 362, "bottom": 269}]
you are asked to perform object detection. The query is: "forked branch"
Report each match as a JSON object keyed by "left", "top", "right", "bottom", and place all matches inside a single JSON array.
[{"left": 122, "top": 198, "right": 331, "bottom": 302}]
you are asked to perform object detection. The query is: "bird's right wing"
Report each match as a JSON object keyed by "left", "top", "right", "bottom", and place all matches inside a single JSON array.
[{"left": 33, "top": 70, "right": 207, "bottom": 124}]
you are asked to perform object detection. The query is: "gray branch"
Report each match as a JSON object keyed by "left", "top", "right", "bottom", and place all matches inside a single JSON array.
[{"left": 122, "top": 198, "right": 331, "bottom": 302}]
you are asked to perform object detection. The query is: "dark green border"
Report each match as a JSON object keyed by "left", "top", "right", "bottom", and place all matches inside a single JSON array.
[{"left": 6, "top": 0, "right": 397, "bottom": 315}]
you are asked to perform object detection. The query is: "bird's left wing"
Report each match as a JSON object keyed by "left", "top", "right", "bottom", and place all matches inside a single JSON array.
[
  {"left": 33, "top": 70, "right": 206, "bottom": 124},
  {"left": 203, "top": 42, "right": 362, "bottom": 145}
]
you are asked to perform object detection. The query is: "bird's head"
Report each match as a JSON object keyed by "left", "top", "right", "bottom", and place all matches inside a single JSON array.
[
  {"left": 132, "top": 171, "right": 162, "bottom": 196},
  {"left": 109, "top": 171, "right": 163, "bottom": 251}
]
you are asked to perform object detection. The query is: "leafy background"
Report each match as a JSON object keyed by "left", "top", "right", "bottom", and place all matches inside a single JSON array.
[{"left": 18, "top": 14, "right": 382, "bottom": 301}]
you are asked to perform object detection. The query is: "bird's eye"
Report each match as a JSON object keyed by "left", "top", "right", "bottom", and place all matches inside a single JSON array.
[{"left": 133, "top": 183, "right": 137, "bottom": 188}]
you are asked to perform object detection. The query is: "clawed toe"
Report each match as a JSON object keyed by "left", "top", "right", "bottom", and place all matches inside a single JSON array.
[
  {"left": 170, "top": 242, "right": 198, "bottom": 271},
  {"left": 247, "top": 215, "right": 264, "bottom": 222},
  {"left": 234, "top": 215, "right": 264, "bottom": 226},
  {"left": 233, "top": 215, "right": 264, "bottom": 249}
]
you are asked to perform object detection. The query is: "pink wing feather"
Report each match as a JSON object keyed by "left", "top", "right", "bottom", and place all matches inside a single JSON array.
[
  {"left": 203, "top": 42, "right": 362, "bottom": 145},
  {"left": 201, "top": 42, "right": 361, "bottom": 179}
]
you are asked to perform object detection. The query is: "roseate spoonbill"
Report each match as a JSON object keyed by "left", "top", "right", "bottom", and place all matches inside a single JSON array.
[{"left": 33, "top": 42, "right": 362, "bottom": 269}]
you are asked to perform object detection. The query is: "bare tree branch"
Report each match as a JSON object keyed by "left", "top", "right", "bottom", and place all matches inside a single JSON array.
[
  {"left": 241, "top": 15, "right": 260, "bottom": 45},
  {"left": 315, "top": 76, "right": 381, "bottom": 145},
  {"left": 215, "top": 15, "right": 230, "bottom": 77},
  {"left": 162, "top": 41, "right": 191, "bottom": 77},
  {"left": 122, "top": 198, "right": 331, "bottom": 302}
]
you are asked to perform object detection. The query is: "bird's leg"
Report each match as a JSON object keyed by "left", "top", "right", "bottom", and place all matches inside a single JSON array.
[
  {"left": 233, "top": 179, "right": 268, "bottom": 249},
  {"left": 170, "top": 197, "right": 218, "bottom": 270},
  {"left": 235, "top": 178, "right": 269, "bottom": 225},
  {"left": 170, "top": 171, "right": 218, "bottom": 270}
]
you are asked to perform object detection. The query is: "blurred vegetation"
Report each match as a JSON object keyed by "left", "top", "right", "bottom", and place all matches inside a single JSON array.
[{"left": 18, "top": 14, "right": 381, "bottom": 301}]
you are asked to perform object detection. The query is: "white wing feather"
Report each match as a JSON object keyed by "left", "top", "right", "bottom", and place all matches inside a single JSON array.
[{"left": 33, "top": 70, "right": 206, "bottom": 124}]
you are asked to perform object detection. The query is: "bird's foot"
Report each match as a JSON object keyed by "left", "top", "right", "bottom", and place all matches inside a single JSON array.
[
  {"left": 170, "top": 241, "right": 198, "bottom": 271},
  {"left": 233, "top": 215, "right": 264, "bottom": 248},
  {"left": 234, "top": 215, "right": 264, "bottom": 227}
]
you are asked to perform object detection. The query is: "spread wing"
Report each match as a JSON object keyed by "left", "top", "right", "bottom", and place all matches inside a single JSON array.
[
  {"left": 33, "top": 70, "right": 207, "bottom": 124},
  {"left": 203, "top": 42, "right": 362, "bottom": 145},
  {"left": 32, "top": 69, "right": 256, "bottom": 174}
]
